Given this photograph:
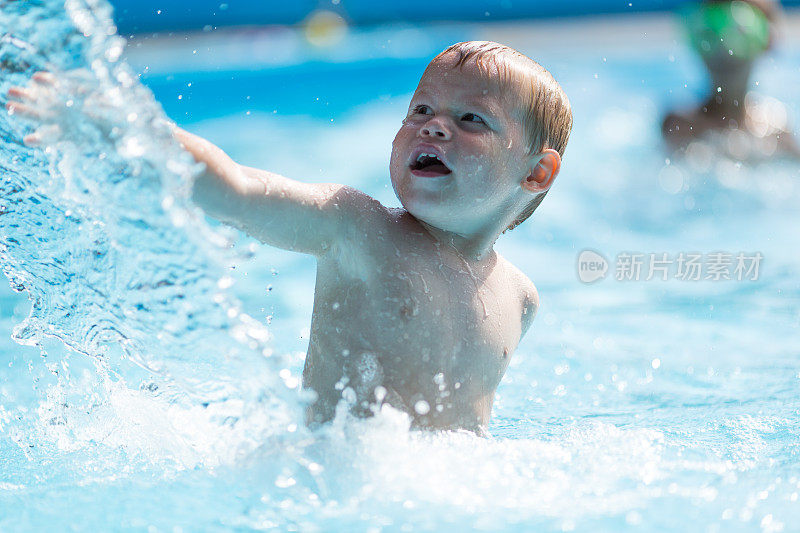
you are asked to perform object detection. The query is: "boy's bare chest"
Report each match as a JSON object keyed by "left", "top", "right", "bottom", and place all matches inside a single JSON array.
[
  {"left": 371, "top": 259, "right": 502, "bottom": 335},
  {"left": 316, "top": 248, "right": 525, "bottom": 374}
]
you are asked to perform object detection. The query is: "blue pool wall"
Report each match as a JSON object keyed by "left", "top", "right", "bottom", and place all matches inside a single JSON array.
[{"left": 109, "top": 0, "right": 800, "bottom": 34}]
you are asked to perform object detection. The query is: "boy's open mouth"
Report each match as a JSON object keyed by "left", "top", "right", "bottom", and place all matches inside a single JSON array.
[{"left": 409, "top": 151, "right": 452, "bottom": 177}]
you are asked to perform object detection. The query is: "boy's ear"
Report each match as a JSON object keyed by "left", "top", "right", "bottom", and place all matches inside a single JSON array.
[{"left": 521, "top": 149, "right": 561, "bottom": 194}]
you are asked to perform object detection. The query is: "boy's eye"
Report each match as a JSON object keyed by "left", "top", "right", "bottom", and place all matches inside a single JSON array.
[
  {"left": 413, "top": 104, "right": 433, "bottom": 115},
  {"left": 461, "top": 113, "right": 485, "bottom": 124}
]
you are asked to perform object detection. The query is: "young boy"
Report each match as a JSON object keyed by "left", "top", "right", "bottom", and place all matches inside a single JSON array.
[{"left": 7, "top": 41, "right": 572, "bottom": 434}]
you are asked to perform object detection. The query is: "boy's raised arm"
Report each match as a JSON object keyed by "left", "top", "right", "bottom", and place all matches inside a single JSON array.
[
  {"left": 173, "top": 126, "right": 362, "bottom": 256},
  {"left": 5, "top": 72, "right": 363, "bottom": 257}
]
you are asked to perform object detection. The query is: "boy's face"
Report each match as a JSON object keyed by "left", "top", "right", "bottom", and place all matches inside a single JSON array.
[{"left": 390, "top": 54, "right": 533, "bottom": 235}]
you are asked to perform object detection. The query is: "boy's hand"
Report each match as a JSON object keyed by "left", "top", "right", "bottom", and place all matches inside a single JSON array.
[
  {"left": 6, "top": 71, "right": 61, "bottom": 145},
  {"left": 6, "top": 71, "right": 69, "bottom": 145},
  {"left": 5, "top": 69, "right": 101, "bottom": 146}
]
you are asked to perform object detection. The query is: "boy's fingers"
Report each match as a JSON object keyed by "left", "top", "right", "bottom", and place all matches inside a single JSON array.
[
  {"left": 7, "top": 86, "right": 35, "bottom": 100},
  {"left": 22, "top": 133, "right": 41, "bottom": 146},
  {"left": 32, "top": 71, "right": 56, "bottom": 85},
  {"left": 23, "top": 124, "right": 62, "bottom": 146},
  {"left": 6, "top": 101, "right": 41, "bottom": 118}
]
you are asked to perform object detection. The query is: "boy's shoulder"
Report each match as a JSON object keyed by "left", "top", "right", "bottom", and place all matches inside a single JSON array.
[
  {"left": 332, "top": 186, "right": 416, "bottom": 233},
  {"left": 330, "top": 185, "right": 388, "bottom": 217},
  {"left": 325, "top": 185, "right": 395, "bottom": 237},
  {"left": 496, "top": 253, "right": 539, "bottom": 331},
  {"left": 323, "top": 185, "right": 398, "bottom": 251}
]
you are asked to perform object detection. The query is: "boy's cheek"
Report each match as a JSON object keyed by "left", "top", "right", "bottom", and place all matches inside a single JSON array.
[
  {"left": 390, "top": 129, "right": 411, "bottom": 156},
  {"left": 388, "top": 147, "right": 404, "bottom": 175}
]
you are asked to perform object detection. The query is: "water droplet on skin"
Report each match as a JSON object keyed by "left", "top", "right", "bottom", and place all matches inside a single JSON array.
[
  {"left": 374, "top": 386, "right": 387, "bottom": 402},
  {"left": 420, "top": 275, "right": 429, "bottom": 294},
  {"left": 342, "top": 387, "right": 356, "bottom": 404}
]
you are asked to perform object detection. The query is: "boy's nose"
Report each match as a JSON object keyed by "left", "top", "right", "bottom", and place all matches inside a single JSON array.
[{"left": 419, "top": 118, "right": 451, "bottom": 140}]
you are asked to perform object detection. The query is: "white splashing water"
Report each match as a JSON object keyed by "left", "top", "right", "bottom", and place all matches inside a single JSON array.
[
  {"left": 2, "top": 3, "right": 800, "bottom": 531},
  {"left": 0, "top": 0, "right": 305, "bottom": 471}
]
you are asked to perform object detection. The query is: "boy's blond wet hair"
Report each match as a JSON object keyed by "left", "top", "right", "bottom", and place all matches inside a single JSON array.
[{"left": 433, "top": 41, "right": 573, "bottom": 230}]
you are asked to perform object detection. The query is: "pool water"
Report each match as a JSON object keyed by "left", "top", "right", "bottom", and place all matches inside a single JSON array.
[{"left": 1, "top": 2, "right": 800, "bottom": 531}]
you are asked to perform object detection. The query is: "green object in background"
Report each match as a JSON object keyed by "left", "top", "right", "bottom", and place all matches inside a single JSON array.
[{"left": 683, "top": 1, "right": 770, "bottom": 60}]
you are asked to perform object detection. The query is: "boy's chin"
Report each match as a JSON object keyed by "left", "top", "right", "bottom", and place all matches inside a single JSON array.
[
  {"left": 399, "top": 200, "right": 457, "bottom": 230},
  {"left": 397, "top": 196, "right": 432, "bottom": 220},
  {"left": 393, "top": 180, "right": 464, "bottom": 228}
]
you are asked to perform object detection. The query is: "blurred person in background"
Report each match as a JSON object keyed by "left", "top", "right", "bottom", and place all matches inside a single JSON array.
[{"left": 662, "top": 0, "right": 800, "bottom": 159}]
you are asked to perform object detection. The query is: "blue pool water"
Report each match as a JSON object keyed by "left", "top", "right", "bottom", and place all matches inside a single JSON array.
[{"left": 2, "top": 2, "right": 800, "bottom": 531}]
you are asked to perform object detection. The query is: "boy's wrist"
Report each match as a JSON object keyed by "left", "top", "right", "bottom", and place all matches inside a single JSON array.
[{"left": 154, "top": 117, "right": 177, "bottom": 131}]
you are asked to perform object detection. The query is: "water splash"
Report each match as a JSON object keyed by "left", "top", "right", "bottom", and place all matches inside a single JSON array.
[
  {"left": 3, "top": 4, "right": 800, "bottom": 530},
  {"left": 0, "top": 0, "right": 305, "bottom": 468}
]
